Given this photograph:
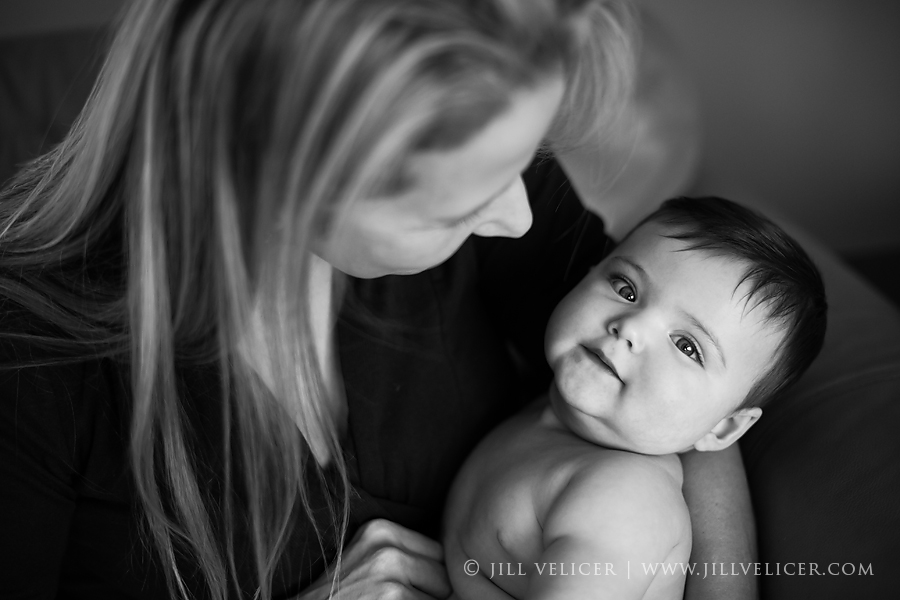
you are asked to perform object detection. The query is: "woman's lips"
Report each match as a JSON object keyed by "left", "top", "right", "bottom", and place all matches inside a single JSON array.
[{"left": 582, "top": 345, "right": 622, "bottom": 383}]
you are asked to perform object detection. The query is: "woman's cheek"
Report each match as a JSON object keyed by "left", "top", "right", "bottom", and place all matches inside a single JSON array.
[{"left": 435, "top": 229, "right": 470, "bottom": 262}]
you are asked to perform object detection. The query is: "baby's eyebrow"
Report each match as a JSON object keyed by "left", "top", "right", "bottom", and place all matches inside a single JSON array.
[
  {"left": 615, "top": 256, "right": 648, "bottom": 281},
  {"left": 684, "top": 311, "right": 726, "bottom": 367}
]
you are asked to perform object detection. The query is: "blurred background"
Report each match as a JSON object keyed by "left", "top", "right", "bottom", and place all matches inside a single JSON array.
[
  {"left": 638, "top": 0, "right": 900, "bottom": 306},
  {"left": 1, "top": 0, "right": 898, "bottom": 302}
]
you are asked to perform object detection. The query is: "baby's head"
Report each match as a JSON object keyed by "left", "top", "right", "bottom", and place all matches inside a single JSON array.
[{"left": 545, "top": 197, "right": 827, "bottom": 455}]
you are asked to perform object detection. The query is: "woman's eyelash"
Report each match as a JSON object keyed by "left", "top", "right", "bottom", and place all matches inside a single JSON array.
[
  {"left": 453, "top": 210, "right": 483, "bottom": 228},
  {"left": 451, "top": 204, "right": 489, "bottom": 228},
  {"left": 452, "top": 178, "right": 518, "bottom": 228}
]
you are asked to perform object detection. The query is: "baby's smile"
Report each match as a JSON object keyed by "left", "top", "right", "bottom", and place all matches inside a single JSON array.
[{"left": 581, "top": 344, "right": 622, "bottom": 383}]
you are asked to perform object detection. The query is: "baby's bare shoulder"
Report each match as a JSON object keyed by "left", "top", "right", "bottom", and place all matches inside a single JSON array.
[
  {"left": 596, "top": 450, "right": 684, "bottom": 490},
  {"left": 562, "top": 448, "right": 683, "bottom": 501},
  {"left": 543, "top": 450, "right": 689, "bottom": 550}
]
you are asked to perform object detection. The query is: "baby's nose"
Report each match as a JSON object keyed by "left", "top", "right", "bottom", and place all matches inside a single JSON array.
[{"left": 608, "top": 317, "right": 641, "bottom": 352}]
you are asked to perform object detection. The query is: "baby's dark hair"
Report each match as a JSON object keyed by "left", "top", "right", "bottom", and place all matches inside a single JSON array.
[{"left": 636, "top": 196, "right": 827, "bottom": 408}]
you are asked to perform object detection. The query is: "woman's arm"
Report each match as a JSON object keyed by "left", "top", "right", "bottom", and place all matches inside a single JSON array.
[{"left": 680, "top": 446, "right": 758, "bottom": 600}]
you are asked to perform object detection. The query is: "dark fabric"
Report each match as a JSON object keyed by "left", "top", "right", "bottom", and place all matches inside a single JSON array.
[{"left": 0, "top": 158, "right": 610, "bottom": 599}]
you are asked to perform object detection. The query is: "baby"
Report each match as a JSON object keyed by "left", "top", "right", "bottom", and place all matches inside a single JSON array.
[{"left": 443, "top": 197, "right": 827, "bottom": 600}]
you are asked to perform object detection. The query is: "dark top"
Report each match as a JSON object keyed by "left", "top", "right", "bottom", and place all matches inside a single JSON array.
[{"left": 0, "top": 159, "right": 610, "bottom": 599}]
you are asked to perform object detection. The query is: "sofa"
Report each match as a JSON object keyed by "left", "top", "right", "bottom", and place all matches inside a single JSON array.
[{"left": 2, "top": 24, "right": 899, "bottom": 600}]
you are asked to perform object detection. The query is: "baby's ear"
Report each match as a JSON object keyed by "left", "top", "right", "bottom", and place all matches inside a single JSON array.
[{"left": 692, "top": 408, "right": 762, "bottom": 452}]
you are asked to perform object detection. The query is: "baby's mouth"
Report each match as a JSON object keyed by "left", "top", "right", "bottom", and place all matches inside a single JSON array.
[{"left": 582, "top": 345, "right": 622, "bottom": 383}]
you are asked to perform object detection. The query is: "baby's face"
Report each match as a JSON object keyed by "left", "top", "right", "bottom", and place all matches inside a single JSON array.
[{"left": 544, "top": 221, "right": 782, "bottom": 455}]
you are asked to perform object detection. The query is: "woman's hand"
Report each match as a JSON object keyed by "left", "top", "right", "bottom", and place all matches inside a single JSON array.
[{"left": 299, "top": 519, "right": 453, "bottom": 600}]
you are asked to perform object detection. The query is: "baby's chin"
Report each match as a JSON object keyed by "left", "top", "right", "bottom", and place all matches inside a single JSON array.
[
  {"left": 574, "top": 427, "right": 693, "bottom": 456},
  {"left": 547, "top": 387, "right": 693, "bottom": 455},
  {"left": 546, "top": 384, "right": 630, "bottom": 451}
]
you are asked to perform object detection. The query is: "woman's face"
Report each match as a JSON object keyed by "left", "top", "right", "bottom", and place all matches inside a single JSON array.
[{"left": 319, "top": 76, "right": 566, "bottom": 278}]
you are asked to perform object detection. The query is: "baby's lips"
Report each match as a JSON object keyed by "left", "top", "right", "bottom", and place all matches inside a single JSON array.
[{"left": 582, "top": 344, "right": 622, "bottom": 382}]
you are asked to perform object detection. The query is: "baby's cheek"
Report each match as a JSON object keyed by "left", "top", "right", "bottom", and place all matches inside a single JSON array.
[
  {"left": 556, "top": 303, "right": 591, "bottom": 339},
  {"left": 543, "top": 314, "right": 572, "bottom": 358}
]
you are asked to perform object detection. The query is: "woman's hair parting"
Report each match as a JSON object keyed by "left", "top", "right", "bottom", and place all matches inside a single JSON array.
[
  {"left": 638, "top": 196, "right": 828, "bottom": 408},
  {"left": 0, "top": 1, "right": 637, "bottom": 599}
]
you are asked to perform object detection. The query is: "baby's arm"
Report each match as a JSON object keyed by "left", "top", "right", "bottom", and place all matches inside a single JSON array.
[
  {"left": 444, "top": 530, "right": 516, "bottom": 600},
  {"left": 529, "top": 455, "right": 690, "bottom": 600}
]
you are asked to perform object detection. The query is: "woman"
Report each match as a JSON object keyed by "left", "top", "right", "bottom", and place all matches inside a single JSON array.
[{"left": 0, "top": 0, "right": 753, "bottom": 598}]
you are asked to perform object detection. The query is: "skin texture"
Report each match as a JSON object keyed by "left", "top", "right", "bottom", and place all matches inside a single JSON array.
[
  {"left": 444, "top": 400, "right": 691, "bottom": 600},
  {"left": 318, "top": 76, "right": 566, "bottom": 279},
  {"left": 444, "top": 224, "right": 781, "bottom": 599}
]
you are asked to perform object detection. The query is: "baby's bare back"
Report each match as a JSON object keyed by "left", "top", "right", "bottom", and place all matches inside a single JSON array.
[{"left": 443, "top": 398, "right": 690, "bottom": 600}]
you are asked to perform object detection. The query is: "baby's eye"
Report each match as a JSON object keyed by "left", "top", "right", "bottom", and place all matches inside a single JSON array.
[
  {"left": 673, "top": 335, "right": 703, "bottom": 364},
  {"left": 610, "top": 276, "right": 636, "bottom": 302}
]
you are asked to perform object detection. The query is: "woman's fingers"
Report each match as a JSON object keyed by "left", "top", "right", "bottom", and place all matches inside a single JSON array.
[
  {"left": 353, "top": 518, "right": 445, "bottom": 562},
  {"left": 364, "top": 544, "right": 451, "bottom": 598},
  {"left": 304, "top": 577, "right": 446, "bottom": 600},
  {"left": 300, "top": 518, "right": 452, "bottom": 599}
]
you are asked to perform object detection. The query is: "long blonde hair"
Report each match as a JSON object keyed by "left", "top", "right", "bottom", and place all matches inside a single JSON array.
[{"left": 0, "top": 0, "right": 635, "bottom": 598}]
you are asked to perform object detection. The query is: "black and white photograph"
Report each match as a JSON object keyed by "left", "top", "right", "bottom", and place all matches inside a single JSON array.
[{"left": 1, "top": 1, "right": 898, "bottom": 598}]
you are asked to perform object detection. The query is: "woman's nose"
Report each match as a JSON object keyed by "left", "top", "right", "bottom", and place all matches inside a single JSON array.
[{"left": 473, "top": 177, "right": 533, "bottom": 239}]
